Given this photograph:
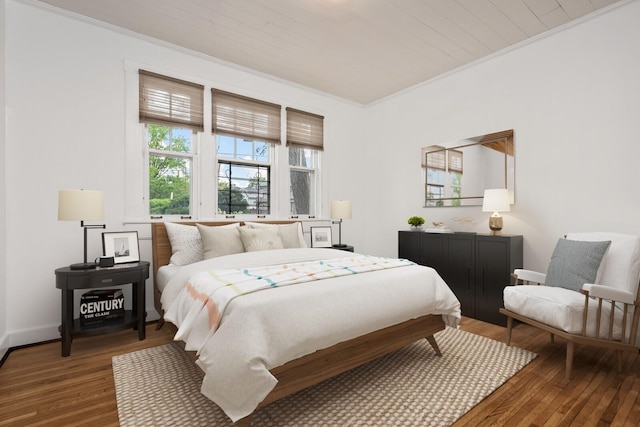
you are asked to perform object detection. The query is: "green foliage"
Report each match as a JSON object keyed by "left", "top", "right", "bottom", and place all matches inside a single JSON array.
[
  {"left": 217, "top": 181, "right": 248, "bottom": 214},
  {"left": 407, "top": 216, "right": 425, "bottom": 226},
  {"left": 148, "top": 124, "right": 191, "bottom": 215}
]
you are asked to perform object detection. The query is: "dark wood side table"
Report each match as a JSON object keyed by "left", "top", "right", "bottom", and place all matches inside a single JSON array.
[
  {"left": 333, "top": 245, "right": 354, "bottom": 252},
  {"left": 55, "top": 261, "right": 150, "bottom": 357}
]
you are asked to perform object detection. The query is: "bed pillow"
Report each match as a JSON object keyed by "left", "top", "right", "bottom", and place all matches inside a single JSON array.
[
  {"left": 164, "top": 222, "right": 204, "bottom": 266},
  {"left": 238, "top": 227, "right": 285, "bottom": 252},
  {"left": 546, "top": 238, "right": 611, "bottom": 292},
  {"left": 244, "top": 222, "right": 307, "bottom": 248},
  {"left": 196, "top": 223, "right": 244, "bottom": 259}
]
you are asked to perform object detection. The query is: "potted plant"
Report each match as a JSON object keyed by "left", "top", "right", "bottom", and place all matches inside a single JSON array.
[{"left": 407, "top": 216, "right": 425, "bottom": 230}]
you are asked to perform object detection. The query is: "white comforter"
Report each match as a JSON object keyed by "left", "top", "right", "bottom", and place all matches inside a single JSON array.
[{"left": 162, "top": 248, "right": 461, "bottom": 422}]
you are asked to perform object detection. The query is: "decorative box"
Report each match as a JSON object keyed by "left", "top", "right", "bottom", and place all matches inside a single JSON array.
[{"left": 79, "top": 289, "right": 125, "bottom": 326}]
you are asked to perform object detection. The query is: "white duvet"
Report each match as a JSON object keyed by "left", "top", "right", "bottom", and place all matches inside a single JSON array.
[{"left": 162, "top": 248, "right": 461, "bottom": 422}]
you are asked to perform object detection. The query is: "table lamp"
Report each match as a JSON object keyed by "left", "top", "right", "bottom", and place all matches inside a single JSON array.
[
  {"left": 330, "top": 200, "right": 352, "bottom": 247},
  {"left": 58, "top": 189, "right": 106, "bottom": 269},
  {"left": 482, "top": 188, "right": 510, "bottom": 235}
]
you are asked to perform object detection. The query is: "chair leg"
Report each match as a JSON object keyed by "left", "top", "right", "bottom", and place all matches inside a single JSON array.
[
  {"left": 565, "top": 341, "right": 575, "bottom": 380},
  {"left": 616, "top": 350, "right": 624, "bottom": 372},
  {"left": 505, "top": 316, "right": 513, "bottom": 346}
]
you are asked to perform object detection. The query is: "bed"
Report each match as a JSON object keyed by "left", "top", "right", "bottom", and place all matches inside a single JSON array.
[{"left": 151, "top": 221, "right": 461, "bottom": 426}]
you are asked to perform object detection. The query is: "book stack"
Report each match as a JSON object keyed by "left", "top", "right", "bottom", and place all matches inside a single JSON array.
[
  {"left": 424, "top": 226, "right": 452, "bottom": 233},
  {"left": 80, "top": 289, "right": 125, "bottom": 326}
]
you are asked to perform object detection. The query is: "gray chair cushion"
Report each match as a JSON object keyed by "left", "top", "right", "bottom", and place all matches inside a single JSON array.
[{"left": 546, "top": 238, "right": 611, "bottom": 291}]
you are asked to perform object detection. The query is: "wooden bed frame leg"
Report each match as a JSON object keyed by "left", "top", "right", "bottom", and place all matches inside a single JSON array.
[
  {"left": 235, "top": 415, "right": 252, "bottom": 427},
  {"left": 505, "top": 316, "right": 513, "bottom": 346},
  {"left": 155, "top": 317, "right": 165, "bottom": 330},
  {"left": 426, "top": 335, "right": 442, "bottom": 356}
]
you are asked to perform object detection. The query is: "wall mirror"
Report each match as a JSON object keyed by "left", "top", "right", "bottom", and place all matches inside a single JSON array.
[{"left": 422, "top": 129, "right": 514, "bottom": 207}]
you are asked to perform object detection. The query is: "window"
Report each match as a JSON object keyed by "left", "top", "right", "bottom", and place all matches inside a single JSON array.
[
  {"left": 217, "top": 136, "right": 271, "bottom": 215},
  {"left": 286, "top": 108, "right": 323, "bottom": 217},
  {"left": 423, "top": 146, "right": 463, "bottom": 207},
  {"left": 289, "top": 147, "right": 317, "bottom": 215},
  {"left": 447, "top": 150, "right": 463, "bottom": 206},
  {"left": 139, "top": 70, "right": 203, "bottom": 217},
  {"left": 147, "top": 125, "right": 194, "bottom": 215},
  {"left": 212, "top": 89, "right": 280, "bottom": 217},
  {"left": 132, "top": 67, "right": 325, "bottom": 220}
]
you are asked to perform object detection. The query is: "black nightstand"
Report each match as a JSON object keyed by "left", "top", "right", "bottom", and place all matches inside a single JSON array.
[
  {"left": 333, "top": 245, "right": 354, "bottom": 252},
  {"left": 55, "top": 261, "right": 150, "bottom": 356}
]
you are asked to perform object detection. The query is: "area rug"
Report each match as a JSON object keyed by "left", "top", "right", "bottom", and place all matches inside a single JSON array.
[{"left": 112, "top": 327, "right": 536, "bottom": 426}]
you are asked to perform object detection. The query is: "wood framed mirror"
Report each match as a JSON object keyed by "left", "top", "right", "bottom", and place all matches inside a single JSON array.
[{"left": 423, "top": 129, "right": 514, "bottom": 207}]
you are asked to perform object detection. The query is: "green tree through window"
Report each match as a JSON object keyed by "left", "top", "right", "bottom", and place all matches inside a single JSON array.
[{"left": 148, "top": 124, "right": 192, "bottom": 215}]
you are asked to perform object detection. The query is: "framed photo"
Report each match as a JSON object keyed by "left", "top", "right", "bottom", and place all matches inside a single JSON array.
[
  {"left": 102, "top": 231, "right": 140, "bottom": 264},
  {"left": 310, "top": 226, "right": 333, "bottom": 248}
]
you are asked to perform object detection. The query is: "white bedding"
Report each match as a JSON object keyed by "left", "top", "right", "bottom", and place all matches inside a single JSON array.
[
  {"left": 161, "top": 248, "right": 461, "bottom": 422},
  {"left": 156, "top": 264, "right": 180, "bottom": 293}
]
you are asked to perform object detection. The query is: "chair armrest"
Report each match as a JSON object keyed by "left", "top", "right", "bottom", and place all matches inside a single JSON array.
[
  {"left": 582, "top": 283, "right": 635, "bottom": 305},
  {"left": 513, "top": 269, "right": 546, "bottom": 285}
]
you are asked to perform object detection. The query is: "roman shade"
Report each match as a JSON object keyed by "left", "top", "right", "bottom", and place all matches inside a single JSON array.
[
  {"left": 286, "top": 108, "right": 324, "bottom": 150},
  {"left": 139, "top": 70, "right": 204, "bottom": 132},
  {"left": 211, "top": 89, "right": 281, "bottom": 144}
]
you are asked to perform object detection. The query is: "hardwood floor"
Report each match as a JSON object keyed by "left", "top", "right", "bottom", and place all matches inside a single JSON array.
[{"left": 0, "top": 318, "right": 638, "bottom": 426}]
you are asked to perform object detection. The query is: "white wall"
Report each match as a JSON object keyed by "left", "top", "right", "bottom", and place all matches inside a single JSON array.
[
  {"left": 1, "top": 0, "right": 365, "bottom": 350},
  {"left": 2, "top": 0, "right": 640, "bottom": 350},
  {"left": 0, "top": 0, "right": 8, "bottom": 357},
  {"left": 364, "top": 0, "right": 640, "bottom": 272}
]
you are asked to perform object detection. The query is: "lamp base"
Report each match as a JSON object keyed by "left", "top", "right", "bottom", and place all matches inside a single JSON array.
[
  {"left": 488, "top": 214, "right": 504, "bottom": 235},
  {"left": 70, "top": 262, "right": 97, "bottom": 270},
  {"left": 332, "top": 244, "right": 348, "bottom": 248}
]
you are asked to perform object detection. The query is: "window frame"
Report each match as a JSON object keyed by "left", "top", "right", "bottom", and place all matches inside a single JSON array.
[
  {"left": 125, "top": 63, "right": 325, "bottom": 222},
  {"left": 144, "top": 124, "right": 198, "bottom": 219},
  {"left": 423, "top": 146, "right": 464, "bottom": 207},
  {"left": 288, "top": 146, "right": 320, "bottom": 218},
  {"left": 216, "top": 135, "right": 275, "bottom": 217}
]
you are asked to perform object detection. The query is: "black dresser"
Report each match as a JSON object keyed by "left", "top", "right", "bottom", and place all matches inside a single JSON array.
[{"left": 398, "top": 231, "right": 523, "bottom": 326}]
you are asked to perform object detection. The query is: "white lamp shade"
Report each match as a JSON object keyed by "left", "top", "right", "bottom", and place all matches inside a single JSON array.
[
  {"left": 330, "top": 200, "right": 352, "bottom": 220},
  {"left": 482, "top": 189, "right": 510, "bottom": 213},
  {"left": 58, "top": 189, "right": 105, "bottom": 221}
]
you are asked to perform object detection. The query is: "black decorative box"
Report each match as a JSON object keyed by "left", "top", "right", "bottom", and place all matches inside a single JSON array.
[{"left": 80, "top": 289, "right": 125, "bottom": 326}]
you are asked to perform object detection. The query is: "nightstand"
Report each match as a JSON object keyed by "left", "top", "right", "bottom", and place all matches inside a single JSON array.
[
  {"left": 55, "top": 261, "right": 150, "bottom": 356},
  {"left": 333, "top": 245, "right": 354, "bottom": 252}
]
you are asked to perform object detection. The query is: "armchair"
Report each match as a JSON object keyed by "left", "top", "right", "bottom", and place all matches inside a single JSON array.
[{"left": 499, "top": 232, "right": 640, "bottom": 379}]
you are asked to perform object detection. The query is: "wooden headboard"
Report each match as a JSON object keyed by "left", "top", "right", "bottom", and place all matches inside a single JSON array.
[{"left": 151, "top": 220, "right": 301, "bottom": 326}]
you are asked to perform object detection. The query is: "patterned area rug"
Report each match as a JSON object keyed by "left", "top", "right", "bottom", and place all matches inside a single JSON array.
[{"left": 112, "top": 327, "right": 536, "bottom": 426}]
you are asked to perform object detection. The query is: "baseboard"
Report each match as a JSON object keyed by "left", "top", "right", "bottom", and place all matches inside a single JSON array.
[
  {"left": 0, "top": 333, "right": 9, "bottom": 365},
  {"left": 0, "top": 313, "right": 163, "bottom": 368},
  {"left": 7, "top": 324, "right": 61, "bottom": 348},
  {"left": 0, "top": 307, "right": 161, "bottom": 364}
]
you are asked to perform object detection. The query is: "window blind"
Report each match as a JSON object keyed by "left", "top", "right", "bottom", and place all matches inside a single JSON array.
[
  {"left": 139, "top": 70, "right": 204, "bottom": 131},
  {"left": 422, "top": 145, "right": 445, "bottom": 168},
  {"left": 448, "top": 150, "right": 463, "bottom": 173},
  {"left": 211, "top": 89, "right": 281, "bottom": 144},
  {"left": 286, "top": 108, "right": 324, "bottom": 150}
]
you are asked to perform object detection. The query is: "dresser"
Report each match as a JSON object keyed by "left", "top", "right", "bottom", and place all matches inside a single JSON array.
[{"left": 398, "top": 231, "right": 523, "bottom": 326}]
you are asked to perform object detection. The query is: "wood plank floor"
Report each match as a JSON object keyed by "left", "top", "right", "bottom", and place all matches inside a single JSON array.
[{"left": 0, "top": 317, "right": 638, "bottom": 426}]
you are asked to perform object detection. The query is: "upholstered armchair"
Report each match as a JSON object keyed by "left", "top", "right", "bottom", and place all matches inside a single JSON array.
[{"left": 500, "top": 232, "right": 640, "bottom": 379}]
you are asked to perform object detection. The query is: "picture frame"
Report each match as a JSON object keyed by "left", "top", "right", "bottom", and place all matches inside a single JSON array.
[
  {"left": 310, "top": 226, "right": 333, "bottom": 248},
  {"left": 102, "top": 231, "right": 140, "bottom": 264}
]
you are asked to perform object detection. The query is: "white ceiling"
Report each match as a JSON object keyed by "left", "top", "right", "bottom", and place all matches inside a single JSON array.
[{"left": 38, "top": 0, "right": 622, "bottom": 105}]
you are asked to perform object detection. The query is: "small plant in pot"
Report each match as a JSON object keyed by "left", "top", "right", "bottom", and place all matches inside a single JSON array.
[{"left": 408, "top": 216, "right": 425, "bottom": 230}]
